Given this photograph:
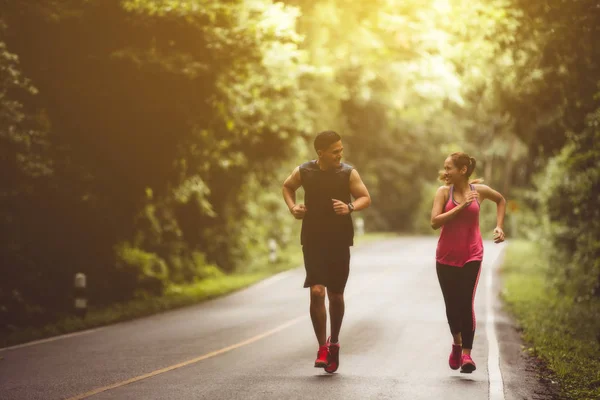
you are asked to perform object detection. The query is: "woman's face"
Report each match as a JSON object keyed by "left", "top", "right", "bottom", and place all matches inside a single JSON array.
[{"left": 443, "top": 157, "right": 466, "bottom": 184}]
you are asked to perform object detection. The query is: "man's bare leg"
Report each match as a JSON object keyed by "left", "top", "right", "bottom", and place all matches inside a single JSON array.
[
  {"left": 327, "top": 288, "right": 345, "bottom": 343},
  {"left": 310, "top": 285, "right": 327, "bottom": 346}
]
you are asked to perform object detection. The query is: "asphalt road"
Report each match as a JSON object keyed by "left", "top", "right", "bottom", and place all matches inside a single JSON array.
[{"left": 0, "top": 237, "right": 547, "bottom": 400}]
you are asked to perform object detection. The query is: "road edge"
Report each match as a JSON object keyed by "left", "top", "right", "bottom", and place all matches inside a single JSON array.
[
  {"left": 492, "top": 242, "right": 561, "bottom": 400},
  {"left": 487, "top": 244, "right": 507, "bottom": 400}
]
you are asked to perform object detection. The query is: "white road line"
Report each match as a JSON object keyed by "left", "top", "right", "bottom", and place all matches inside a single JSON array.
[
  {"left": 66, "top": 259, "right": 398, "bottom": 399},
  {"left": 0, "top": 328, "right": 102, "bottom": 352},
  {"left": 250, "top": 269, "right": 297, "bottom": 290},
  {"left": 0, "top": 239, "right": 388, "bottom": 353},
  {"left": 0, "top": 271, "right": 299, "bottom": 353},
  {"left": 487, "top": 244, "right": 506, "bottom": 400},
  {"left": 65, "top": 316, "right": 307, "bottom": 400}
]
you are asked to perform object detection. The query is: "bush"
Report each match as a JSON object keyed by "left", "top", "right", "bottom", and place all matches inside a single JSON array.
[
  {"left": 534, "top": 107, "right": 600, "bottom": 298},
  {"left": 114, "top": 242, "right": 169, "bottom": 297},
  {"left": 230, "top": 169, "right": 303, "bottom": 274},
  {"left": 502, "top": 240, "right": 600, "bottom": 400}
]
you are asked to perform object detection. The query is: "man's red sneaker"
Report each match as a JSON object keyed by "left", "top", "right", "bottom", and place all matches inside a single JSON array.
[
  {"left": 449, "top": 344, "right": 462, "bottom": 370},
  {"left": 324, "top": 336, "right": 340, "bottom": 373},
  {"left": 314, "top": 344, "right": 329, "bottom": 368}
]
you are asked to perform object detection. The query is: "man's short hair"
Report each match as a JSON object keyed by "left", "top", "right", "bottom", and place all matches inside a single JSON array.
[{"left": 314, "top": 130, "right": 341, "bottom": 152}]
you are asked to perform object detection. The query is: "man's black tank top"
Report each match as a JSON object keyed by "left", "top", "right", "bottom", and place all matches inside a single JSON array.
[{"left": 299, "top": 160, "right": 354, "bottom": 246}]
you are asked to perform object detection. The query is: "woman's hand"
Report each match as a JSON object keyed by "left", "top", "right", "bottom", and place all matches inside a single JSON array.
[
  {"left": 493, "top": 227, "right": 505, "bottom": 243},
  {"left": 460, "top": 190, "right": 480, "bottom": 208}
]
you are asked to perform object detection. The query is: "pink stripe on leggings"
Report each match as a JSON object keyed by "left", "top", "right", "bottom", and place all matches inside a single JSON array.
[{"left": 471, "top": 265, "right": 482, "bottom": 331}]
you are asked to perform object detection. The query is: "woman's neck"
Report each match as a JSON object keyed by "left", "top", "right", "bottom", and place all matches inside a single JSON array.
[{"left": 453, "top": 180, "right": 469, "bottom": 192}]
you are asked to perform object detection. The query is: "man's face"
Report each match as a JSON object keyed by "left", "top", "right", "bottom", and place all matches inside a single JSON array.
[{"left": 318, "top": 140, "right": 343, "bottom": 169}]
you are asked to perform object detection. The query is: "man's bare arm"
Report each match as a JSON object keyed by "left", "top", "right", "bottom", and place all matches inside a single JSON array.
[
  {"left": 332, "top": 169, "right": 371, "bottom": 215},
  {"left": 282, "top": 167, "right": 306, "bottom": 219},
  {"left": 349, "top": 169, "right": 371, "bottom": 211}
]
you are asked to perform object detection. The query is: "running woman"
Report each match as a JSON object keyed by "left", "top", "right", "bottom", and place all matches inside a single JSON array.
[
  {"left": 430, "top": 152, "right": 506, "bottom": 373},
  {"left": 282, "top": 130, "right": 371, "bottom": 373}
]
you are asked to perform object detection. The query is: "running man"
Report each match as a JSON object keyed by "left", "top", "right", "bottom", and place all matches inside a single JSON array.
[
  {"left": 282, "top": 130, "right": 371, "bottom": 373},
  {"left": 430, "top": 152, "right": 506, "bottom": 373}
]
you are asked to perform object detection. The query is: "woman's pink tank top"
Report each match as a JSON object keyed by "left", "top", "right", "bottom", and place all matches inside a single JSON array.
[{"left": 436, "top": 184, "right": 484, "bottom": 267}]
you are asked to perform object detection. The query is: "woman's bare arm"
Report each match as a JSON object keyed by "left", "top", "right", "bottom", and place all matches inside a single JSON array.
[{"left": 430, "top": 186, "right": 478, "bottom": 230}]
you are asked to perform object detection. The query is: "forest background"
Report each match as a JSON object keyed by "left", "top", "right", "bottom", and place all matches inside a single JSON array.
[{"left": 1, "top": 1, "right": 599, "bottom": 397}]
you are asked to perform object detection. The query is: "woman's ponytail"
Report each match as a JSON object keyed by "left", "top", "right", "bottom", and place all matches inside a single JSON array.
[
  {"left": 468, "top": 157, "right": 476, "bottom": 176},
  {"left": 467, "top": 157, "right": 483, "bottom": 184},
  {"left": 443, "top": 152, "right": 484, "bottom": 184}
]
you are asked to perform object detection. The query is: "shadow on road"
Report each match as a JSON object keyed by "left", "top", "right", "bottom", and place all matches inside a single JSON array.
[
  {"left": 314, "top": 373, "right": 338, "bottom": 379},
  {"left": 449, "top": 375, "right": 477, "bottom": 384}
]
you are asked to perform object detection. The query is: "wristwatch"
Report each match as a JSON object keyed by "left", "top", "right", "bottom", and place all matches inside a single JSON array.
[{"left": 347, "top": 202, "right": 355, "bottom": 213}]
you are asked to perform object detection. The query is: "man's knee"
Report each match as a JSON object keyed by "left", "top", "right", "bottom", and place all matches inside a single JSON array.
[
  {"left": 327, "top": 290, "right": 344, "bottom": 305},
  {"left": 310, "top": 285, "right": 326, "bottom": 303}
]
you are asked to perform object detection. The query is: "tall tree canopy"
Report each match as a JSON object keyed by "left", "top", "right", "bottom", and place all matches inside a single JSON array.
[{"left": 1, "top": 0, "right": 598, "bottom": 331}]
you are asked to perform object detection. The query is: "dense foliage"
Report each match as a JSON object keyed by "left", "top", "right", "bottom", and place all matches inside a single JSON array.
[
  {"left": 1, "top": 0, "right": 314, "bottom": 329},
  {"left": 535, "top": 110, "right": 600, "bottom": 298},
  {"left": 1, "top": 0, "right": 598, "bottom": 334},
  {"left": 510, "top": 0, "right": 600, "bottom": 300}
]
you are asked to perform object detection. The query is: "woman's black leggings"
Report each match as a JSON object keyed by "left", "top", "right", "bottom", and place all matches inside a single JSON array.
[{"left": 436, "top": 261, "right": 482, "bottom": 349}]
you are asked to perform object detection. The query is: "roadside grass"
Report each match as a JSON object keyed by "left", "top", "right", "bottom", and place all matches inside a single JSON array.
[
  {"left": 501, "top": 240, "right": 600, "bottom": 400},
  {"left": 0, "top": 232, "right": 397, "bottom": 349}
]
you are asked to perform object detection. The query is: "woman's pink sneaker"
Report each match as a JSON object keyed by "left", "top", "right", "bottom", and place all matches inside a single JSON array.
[
  {"left": 449, "top": 344, "right": 462, "bottom": 370},
  {"left": 460, "top": 354, "right": 476, "bottom": 373}
]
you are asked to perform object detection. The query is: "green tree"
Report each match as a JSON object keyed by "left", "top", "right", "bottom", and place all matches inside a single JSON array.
[
  {"left": 0, "top": 0, "right": 315, "bottom": 327},
  {"left": 535, "top": 106, "right": 600, "bottom": 298},
  {"left": 0, "top": 18, "right": 55, "bottom": 329}
]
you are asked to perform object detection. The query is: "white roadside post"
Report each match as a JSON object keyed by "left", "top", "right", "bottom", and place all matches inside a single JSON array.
[
  {"left": 268, "top": 238, "right": 278, "bottom": 263},
  {"left": 355, "top": 217, "right": 365, "bottom": 236},
  {"left": 74, "top": 272, "right": 87, "bottom": 318},
  {"left": 507, "top": 200, "right": 519, "bottom": 238}
]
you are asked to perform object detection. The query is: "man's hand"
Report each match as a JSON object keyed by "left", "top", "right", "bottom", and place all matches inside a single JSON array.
[
  {"left": 332, "top": 199, "right": 350, "bottom": 215},
  {"left": 493, "top": 227, "right": 505, "bottom": 243},
  {"left": 290, "top": 204, "right": 307, "bottom": 219}
]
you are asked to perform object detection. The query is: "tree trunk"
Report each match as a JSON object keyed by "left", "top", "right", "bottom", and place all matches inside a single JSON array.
[
  {"left": 502, "top": 135, "right": 518, "bottom": 195},
  {"left": 484, "top": 156, "right": 493, "bottom": 183}
]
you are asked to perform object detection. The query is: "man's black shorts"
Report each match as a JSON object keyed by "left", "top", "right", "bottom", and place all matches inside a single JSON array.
[{"left": 302, "top": 244, "right": 351, "bottom": 293}]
